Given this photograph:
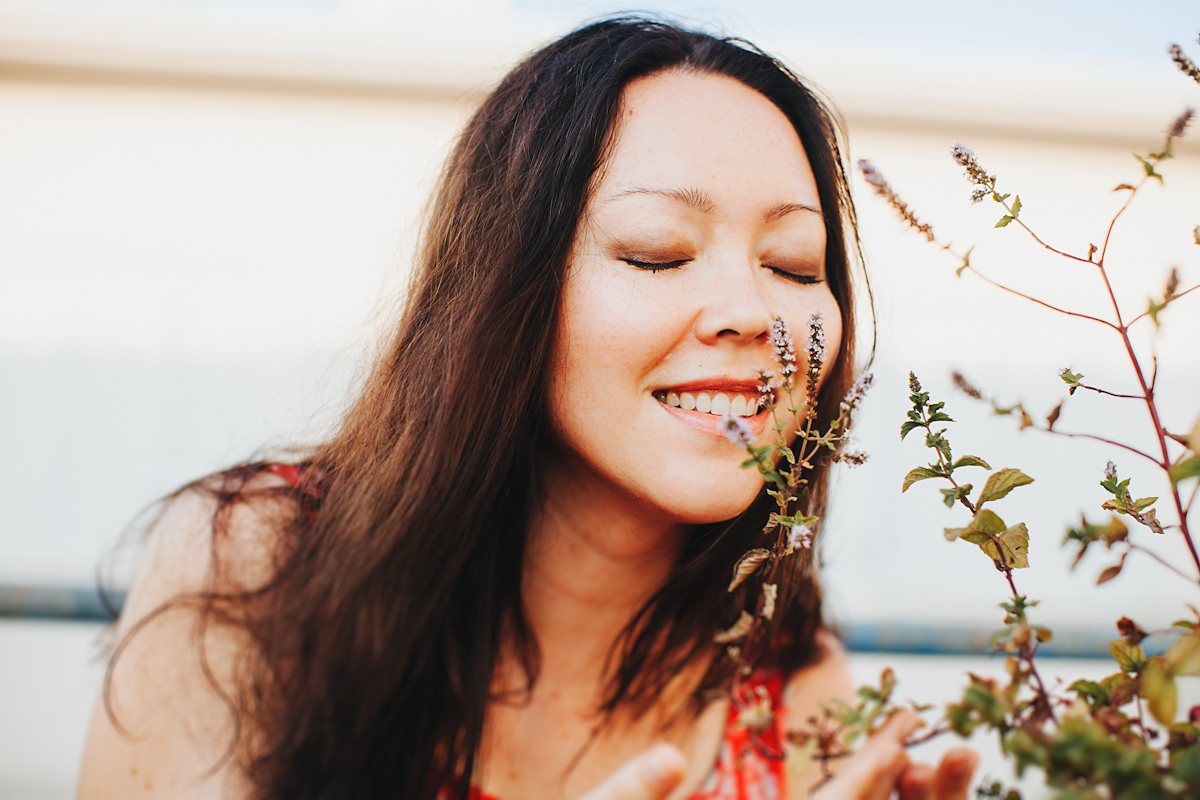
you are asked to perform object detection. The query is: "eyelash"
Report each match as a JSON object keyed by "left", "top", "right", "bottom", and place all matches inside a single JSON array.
[{"left": 622, "top": 258, "right": 822, "bottom": 285}]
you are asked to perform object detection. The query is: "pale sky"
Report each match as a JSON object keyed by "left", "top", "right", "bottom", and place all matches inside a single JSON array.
[{"left": 513, "top": 0, "right": 1200, "bottom": 67}]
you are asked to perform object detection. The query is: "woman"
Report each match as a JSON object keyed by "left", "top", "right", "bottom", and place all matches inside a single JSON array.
[{"left": 78, "top": 18, "right": 977, "bottom": 800}]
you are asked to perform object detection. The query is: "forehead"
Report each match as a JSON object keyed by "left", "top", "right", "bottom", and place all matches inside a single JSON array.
[{"left": 593, "top": 69, "right": 819, "bottom": 206}]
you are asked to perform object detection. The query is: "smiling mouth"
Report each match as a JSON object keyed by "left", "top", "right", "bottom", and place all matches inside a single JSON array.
[{"left": 651, "top": 389, "right": 763, "bottom": 418}]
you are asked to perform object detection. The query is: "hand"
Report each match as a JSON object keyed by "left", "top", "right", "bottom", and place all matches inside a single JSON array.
[
  {"left": 812, "top": 712, "right": 978, "bottom": 800},
  {"left": 576, "top": 743, "right": 688, "bottom": 800}
]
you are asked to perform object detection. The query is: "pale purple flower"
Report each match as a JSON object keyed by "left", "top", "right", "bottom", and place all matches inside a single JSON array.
[
  {"left": 786, "top": 523, "right": 812, "bottom": 554},
  {"left": 858, "top": 159, "right": 886, "bottom": 187},
  {"left": 1168, "top": 106, "right": 1195, "bottom": 139},
  {"left": 805, "top": 314, "right": 826, "bottom": 370},
  {"left": 721, "top": 414, "right": 755, "bottom": 448},
  {"left": 1104, "top": 461, "right": 1117, "bottom": 481},
  {"left": 769, "top": 317, "right": 797, "bottom": 389},
  {"left": 839, "top": 372, "right": 874, "bottom": 421}
]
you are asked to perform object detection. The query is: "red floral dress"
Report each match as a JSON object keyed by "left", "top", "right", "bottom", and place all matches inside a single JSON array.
[
  {"left": 267, "top": 464, "right": 788, "bottom": 800},
  {"left": 448, "top": 671, "right": 788, "bottom": 800}
]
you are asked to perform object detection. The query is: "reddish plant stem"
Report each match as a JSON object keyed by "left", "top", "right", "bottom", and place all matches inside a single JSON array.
[
  {"left": 962, "top": 266, "right": 1116, "bottom": 328},
  {"left": 1128, "top": 542, "right": 1200, "bottom": 585},
  {"left": 1077, "top": 384, "right": 1143, "bottom": 400},
  {"left": 1034, "top": 427, "right": 1160, "bottom": 465},
  {"left": 1092, "top": 253, "right": 1200, "bottom": 576},
  {"left": 1127, "top": 283, "right": 1200, "bottom": 326},
  {"left": 922, "top": 416, "right": 1058, "bottom": 723},
  {"left": 998, "top": 197, "right": 1094, "bottom": 266}
]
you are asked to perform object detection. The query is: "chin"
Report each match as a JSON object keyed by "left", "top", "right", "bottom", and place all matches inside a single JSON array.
[{"left": 666, "top": 478, "right": 764, "bottom": 525}]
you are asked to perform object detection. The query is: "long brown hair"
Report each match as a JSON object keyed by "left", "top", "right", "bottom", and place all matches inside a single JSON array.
[{"left": 114, "top": 17, "right": 866, "bottom": 800}]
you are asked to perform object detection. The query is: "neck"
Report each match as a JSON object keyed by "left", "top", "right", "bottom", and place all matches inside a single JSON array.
[{"left": 518, "top": 456, "right": 689, "bottom": 693}]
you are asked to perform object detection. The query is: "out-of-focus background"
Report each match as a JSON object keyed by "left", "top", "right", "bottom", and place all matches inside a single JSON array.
[{"left": 2, "top": 1, "right": 1198, "bottom": 797}]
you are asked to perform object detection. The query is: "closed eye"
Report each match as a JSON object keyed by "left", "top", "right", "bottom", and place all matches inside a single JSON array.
[
  {"left": 767, "top": 266, "right": 822, "bottom": 285},
  {"left": 622, "top": 258, "right": 690, "bottom": 273}
]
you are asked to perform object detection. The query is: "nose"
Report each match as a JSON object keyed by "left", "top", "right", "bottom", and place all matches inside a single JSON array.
[{"left": 694, "top": 261, "right": 773, "bottom": 345}]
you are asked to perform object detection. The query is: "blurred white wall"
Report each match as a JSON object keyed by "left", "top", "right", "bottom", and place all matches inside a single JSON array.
[{"left": 1, "top": 1, "right": 1199, "bottom": 797}]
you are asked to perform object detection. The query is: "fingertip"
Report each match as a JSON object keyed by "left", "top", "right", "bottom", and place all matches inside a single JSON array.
[
  {"left": 898, "top": 762, "right": 934, "bottom": 800},
  {"left": 881, "top": 709, "right": 924, "bottom": 739},
  {"left": 934, "top": 747, "right": 979, "bottom": 798}
]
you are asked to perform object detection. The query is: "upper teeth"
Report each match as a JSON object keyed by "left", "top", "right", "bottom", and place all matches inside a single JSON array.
[{"left": 653, "top": 390, "right": 761, "bottom": 417}]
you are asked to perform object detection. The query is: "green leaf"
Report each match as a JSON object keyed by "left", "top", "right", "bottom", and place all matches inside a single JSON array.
[
  {"left": 977, "top": 468, "right": 1035, "bottom": 505},
  {"left": 979, "top": 523, "right": 1029, "bottom": 569},
  {"left": 900, "top": 420, "right": 923, "bottom": 440},
  {"left": 995, "top": 215, "right": 1013, "bottom": 228},
  {"left": 1165, "top": 633, "right": 1200, "bottom": 675},
  {"left": 1170, "top": 453, "right": 1200, "bottom": 485},
  {"left": 993, "top": 192, "right": 1010, "bottom": 202},
  {"left": 974, "top": 508, "right": 1007, "bottom": 535},
  {"left": 941, "top": 484, "right": 972, "bottom": 508},
  {"left": 1133, "top": 496, "right": 1158, "bottom": 511},
  {"left": 944, "top": 526, "right": 969, "bottom": 542},
  {"left": 1135, "top": 153, "right": 1164, "bottom": 183},
  {"left": 1058, "top": 369, "right": 1083, "bottom": 386},
  {"left": 956, "top": 247, "right": 974, "bottom": 277},
  {"left": 1141, "top": 661, "right": 1177, "bottom": 726},
  {"left": 1109, "top": 639, "right": 1146, "bottom": 674},
  {"left": 987, "top": 626, "right": 1013, "bottom": 650},
  {"left": 902, "top": 466, "right": 943, "bottom": 492},
  {"left": 1010, "top": 195, "right": 1022, "bottom": 217},
  {"left": 952, "top": 455, "right": 991, "bottom": 470}
]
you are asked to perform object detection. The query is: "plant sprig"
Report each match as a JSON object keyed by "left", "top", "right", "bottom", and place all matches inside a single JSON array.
[
  {"left": 718, "top": 314, "right": 873, "bottom": 757},
  {"left": 824, "top": 35, "right": 1200, "bottom": 798}
]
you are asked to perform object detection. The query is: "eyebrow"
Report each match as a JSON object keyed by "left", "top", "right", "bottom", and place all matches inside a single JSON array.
[{"left": 607, "top": 186, "right": 821, "bottom": 222}]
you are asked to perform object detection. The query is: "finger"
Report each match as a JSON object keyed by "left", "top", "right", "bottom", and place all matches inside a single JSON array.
[
  {"left": 577, "top": 743, "right": 687, "bottom": 800},
  {"left": 897, "top": 762, "right": 934, "bottom": 800},
  {"left": 933, "top": 747, "right": 979, "bottom": 800},
  {"left": 813, "top": 713, "right": 920, "bottom": 800}
]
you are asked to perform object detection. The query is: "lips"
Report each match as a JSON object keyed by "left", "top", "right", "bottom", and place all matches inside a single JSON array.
[{"left": 651, "top": 380, "right": 775, "bottom": 439}]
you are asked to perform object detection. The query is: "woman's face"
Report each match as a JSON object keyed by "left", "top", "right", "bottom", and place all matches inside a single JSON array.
[{"left": 548, "top": 68, "right": 842, "bottom": 525}]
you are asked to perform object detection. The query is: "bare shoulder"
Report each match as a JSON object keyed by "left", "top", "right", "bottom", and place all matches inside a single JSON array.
[
  {"left": 781, "top": 628, "right": 855, "bottom": 722},
  {"left": 77, "top": 470, "right": 294, "bottom": 800}
]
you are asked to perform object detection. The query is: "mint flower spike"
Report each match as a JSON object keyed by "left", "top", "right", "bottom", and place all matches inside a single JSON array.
[
  {"left": 950, "top": 141, "right": 997, "bottom": 199},
  {"left": 857, "top": 159, "right": 935, "bottom": 241},
  {"left": 1170, "top": 44, "right": 1200, "bottom": 84},
  {"left": 839, "top": 372, "right": 874, "bottom": 424},
  {"left": 721, "top": 414, "right": 755, "bottom": 448},
  {"left": 1167, "top": 106, "right": 1195, "bottom": 140},
  {"left": 785, "top": 523, "right": 812, "bottom": 554},
  {"left": 804, "top": 314, "right": 826, "bottom": 418},
  {"left": 768, "top": 317, "right": 797, "bottom": 392}
]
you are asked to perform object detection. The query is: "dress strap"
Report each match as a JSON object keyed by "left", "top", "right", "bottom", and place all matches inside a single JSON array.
[
  {"left": 264, "top": 463, "right": 325, "bottom": 521},
  {"left": 688, "top": 670, "right": 788, "bottom": 800}
]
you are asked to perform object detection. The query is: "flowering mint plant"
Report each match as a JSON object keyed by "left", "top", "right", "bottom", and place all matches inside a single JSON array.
[
  {"left": 775, "top": 33, "right": 1200, "bottom": 800},
  {"left": 714, "top": 313, "right": 873, "bottom": 753}
]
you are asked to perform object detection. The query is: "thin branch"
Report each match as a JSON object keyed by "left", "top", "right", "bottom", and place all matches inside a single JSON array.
[
  {"left": 1128, "top": 543, "right": 1200, "bottom": 585},
  {"left": 1076, "top": 383, "right": 1143, "bottom": 400},
  {"left": 1005, "top": 209, "right": 1095, "bottom": 265},
  {"left": 1098, "top": 178, "right": 1145, "bottom": 266},
  {"left": 963, "top": 267, "right": 1117, "bottom": 329},
  {"left": 1127, "top": 282, "right": 1200, "bottom": 327},
  {"left": 1032, "top": 426, "right": 1161, "bottom": 466}
]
